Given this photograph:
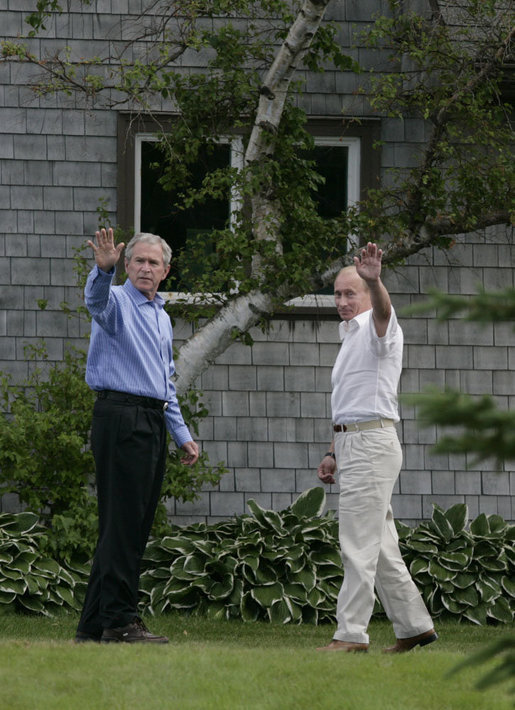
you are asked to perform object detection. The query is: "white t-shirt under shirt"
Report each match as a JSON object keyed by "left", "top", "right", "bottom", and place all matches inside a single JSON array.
[{"left": 331, "top": 307, "right": 403, "bottom": 425}]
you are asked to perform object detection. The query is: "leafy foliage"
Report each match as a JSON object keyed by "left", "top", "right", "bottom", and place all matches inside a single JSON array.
[
  {"left": 140, "top": 487, "right": 341, "bottom": 623},
  {"left": 0, "top": 345, "right": 95, "bottom": 522},
  {"left": 397, "top": 503, "right": 514, "bottom": 625},
  {"left": 139, "top": 490, "right": 514, "bottom": 625},
  {"left": 0, "top": 342, "right": 226, "bottom": 560},
  {"left": 1, "top": 494, "right": 513, "bottom": 625},
  {"left": 0, "top": 512, "right": 88, "bottom": 615}
]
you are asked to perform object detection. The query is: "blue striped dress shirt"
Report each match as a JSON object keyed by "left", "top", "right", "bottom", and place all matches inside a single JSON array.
[{"left": 85, "top": 265, "right": 192, "bottom": 448}]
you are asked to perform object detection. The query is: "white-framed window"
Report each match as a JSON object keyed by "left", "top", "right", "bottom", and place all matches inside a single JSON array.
[{"left": 132, "top": 131, "right": 361, "bottom": 296}]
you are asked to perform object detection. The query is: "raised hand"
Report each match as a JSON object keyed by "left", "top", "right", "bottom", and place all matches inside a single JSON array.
[
  {"left": 353, "top": 242, "right": 383, "bottom": 284},
  {"left": 87, "top": 227, "right": 125, "bottom": 273}
]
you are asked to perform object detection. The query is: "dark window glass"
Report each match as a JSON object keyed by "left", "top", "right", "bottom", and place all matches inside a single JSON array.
[
  {"left": 140, "top": 141, "right": 231, "bottom": 288},
  {"left": 306, "top": 145, "right": 349, "bottom": 218}
]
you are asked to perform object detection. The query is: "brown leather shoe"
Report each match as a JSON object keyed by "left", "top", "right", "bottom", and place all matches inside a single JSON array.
[
  {"left": 382, "top": 629, "right": 437, "bottom": 654},
  {"left": 101, "top": 618, "right": 169, "bottom": 644},
  {"left": 317, "top": 640, "right": 369, "bottom": 652}
]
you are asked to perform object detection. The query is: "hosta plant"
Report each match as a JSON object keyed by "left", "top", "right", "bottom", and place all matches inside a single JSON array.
[
  {"left": 397, "top": 503, "right": 515, "bottom": 625},
  {"left": 140, "top": 487, "right": 342, "bottom": 624},
  {"left": 140, "top": 492, "right": 514, "bottom": 625},
  {"left": 0, "top": 511, "right": 88, "bottom": 615}
]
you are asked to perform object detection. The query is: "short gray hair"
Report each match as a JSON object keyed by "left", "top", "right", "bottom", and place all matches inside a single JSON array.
[{"left": 125, "top": 232, "right": 172, "bottom": 266}]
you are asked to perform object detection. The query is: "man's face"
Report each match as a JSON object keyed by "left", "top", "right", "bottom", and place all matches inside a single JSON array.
[
  {"left": 125, "top": 242, "right": 170, "bottom": 300},
  {"left": 334, "top": 269, "right": 371, "bottom": 321}
]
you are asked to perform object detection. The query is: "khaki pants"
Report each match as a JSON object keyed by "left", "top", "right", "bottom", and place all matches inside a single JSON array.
[{"left": 333, "top": 427, "right": 433, "bottom": 644}]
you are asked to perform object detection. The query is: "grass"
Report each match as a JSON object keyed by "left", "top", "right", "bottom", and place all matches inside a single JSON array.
[{"left": 0, "top": 612, "right": 513, "bottom": 710}]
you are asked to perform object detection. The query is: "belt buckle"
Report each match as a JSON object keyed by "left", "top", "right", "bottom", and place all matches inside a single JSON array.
[{"left": 163, "top": 402, "right": 168, "bottom": 411}]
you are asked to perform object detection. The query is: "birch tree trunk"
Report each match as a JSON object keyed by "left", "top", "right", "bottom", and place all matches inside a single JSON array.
[{"left": 174, "top": 0, "right": 333, "bottom": 394}]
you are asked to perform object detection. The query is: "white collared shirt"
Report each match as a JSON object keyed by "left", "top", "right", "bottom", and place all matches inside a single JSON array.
[{"left": 331, "top": 307, "right": 403, "bottom": 424}]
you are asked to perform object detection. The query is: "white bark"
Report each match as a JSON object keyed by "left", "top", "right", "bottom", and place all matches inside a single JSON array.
[
  {"left": 174, "top": 0, "right": 333, "bottom": 392},
  {"left": 174, "top": 290, "right": 276, "bottom": 394}
]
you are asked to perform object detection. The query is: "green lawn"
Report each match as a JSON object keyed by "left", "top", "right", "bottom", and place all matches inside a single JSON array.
[{"left": 0, "top": 612, "right": 512, "bottom": 710}]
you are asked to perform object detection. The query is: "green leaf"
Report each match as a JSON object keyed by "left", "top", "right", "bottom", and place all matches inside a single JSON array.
[
  {"left": 0, "top": 512, "right": 40, "bottom": 535},
  {"left": 428, "top": 559, "right": 455, "bottom": 582},
  {"left": 441, "top": 595, "right": 466, "bottom": 615},
  {"left": 161, "top": 537, "right": 195, "bottom": 555},
  {"left": 287, "top": 566, "right": 316, "bottom": 592},
  {"left": 183, "top": 554, "right": 207, "bottom": 576},
  {"left": 251, "top": 583, "right": 284, "bottom": 608},
  {"left": 0, "top": 591, "right": 16, "bottom": 604},
  {"left": 283, "top": 582, "right": 308, "bottom": 603},
  {"left": 268, "top": 598, "right": 293, "bottom": 624},
  {"left": 463, "top": 603, "right": 488, "bottom": 625},
  {"left": 241, "top": 591, "right": 261, "bottom": 622},
  {"left": 410, "top": 558, "right": 429, "bottom": 576},
  {"left": 143, "top": 544, "right": 173, "bottom": 563},
  {"left": 454, "top": 585, "right": 479, "bottom": 607},
  {"left": 410, "top": 541, "right": 439, "bottom": 554},
  {"left": 477, "top": 576, "right": 501, "bottom": 602},
  {"left": 478, "top": 556, "right": 507, "bottom": 572},
  {"left": 54, "top": 585, "right": 76, "bottom": 608},
  {"left": 209, "top": 574, "right": 234, "bottom": 601},
  {"left": 452, "top": 572, "right": 476, "bottom": 589},
  {"left": 315, "top": 564, "right": 342, "bottom": 581},
  {"left": 310, "top": 547, "right": 342, "bottom": 567},
  {"left": 255, "top": 560, "right": 279, "bottom": 585},
  {"left": 247, "top": 499, "right": 284, "bottom": 533},
  {"left": 439, "top": 551, "right": 470, "bottom": 570},
  {"left": 205, "top": 601, "right": 227, "bottom": 620},
  {"left": 18, "top": 596, "right": 45, "bottom": 613},
  {"left": 470, "top": 513, "right": 490, "bottom": 537},
  {"left": 501, "top": 575, "right": 515, "bottom": 598},
  {"left": 32, "top": 559, "right": 60, "bottom": 577},
  {"left": 289, "top": 487, "right": 326, "bottom": 518},
  {"left": 487, "top": 597, "right": 513, "bottom": 624},
  {"left": 0, "top": 578, "right": 26, "bottom": 595},
  {"left": 430, "top": 506, "right": 454, "bottom": 543},
  {"left": 487, "top": 515, "right": 507, "bottom": 534},
  {"left": 444, "top": 504, "right": 468, "bottom": 535}
]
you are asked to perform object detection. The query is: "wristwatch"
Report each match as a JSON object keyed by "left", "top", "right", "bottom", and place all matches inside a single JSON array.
[{"left": 324, "top": 451, "right": 336, "bottom": 459}]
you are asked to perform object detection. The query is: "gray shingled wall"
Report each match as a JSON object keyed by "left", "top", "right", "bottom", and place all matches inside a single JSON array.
[
  {"left": 1, "top": 2, "right": 513, "bottom": 523},
  {"left": 166, "top": 226, "right": 514, "bottom": 526}
]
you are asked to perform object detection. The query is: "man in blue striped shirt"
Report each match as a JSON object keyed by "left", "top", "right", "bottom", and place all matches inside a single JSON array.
[{"left": 75, "top": 227, "right": 199, "bottom": 644}]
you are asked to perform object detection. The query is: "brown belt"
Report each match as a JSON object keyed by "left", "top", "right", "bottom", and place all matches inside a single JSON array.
[{"left": 333, "top": 418, "right": 395, "bottom": 433}]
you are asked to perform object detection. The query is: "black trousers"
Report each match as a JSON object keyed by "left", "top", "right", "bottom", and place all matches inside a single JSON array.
[{"left": 77, "top": 396, "right": 167, "bottom": 635}]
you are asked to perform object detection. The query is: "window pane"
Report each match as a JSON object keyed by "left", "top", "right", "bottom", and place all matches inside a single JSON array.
[
  {"left": 140, "top": 141, "right": 231, "bottom": 288},
  {"left": 138, "top": 139, "right": 351, "bottom": 291},
  {"left": 306, "top": 145, "right": 349, "bottom": 218}
]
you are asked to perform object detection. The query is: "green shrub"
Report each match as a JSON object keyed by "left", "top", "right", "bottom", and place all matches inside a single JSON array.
[
  {"left": 139, "top": 490, "right": 514, "bottom": 625},
  {"left": 0, "top": 512, "right": 88, "bottom": 615},
  {"left": 0, "top": 345, "right": 95, "bottom": 523},
  {"left": 397, "top": 502, "right": 515, "bottom": 625},
  {"left": 1, "top": 491, "right": 513, "bottom": 624},
  {"left": 0, "top": 342, "right": 226, "bottom": 560},
  {"left": 140, "top": 487, "right": 341, "bottom": 624}
]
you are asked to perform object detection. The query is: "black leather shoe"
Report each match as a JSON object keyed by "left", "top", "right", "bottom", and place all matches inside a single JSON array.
[
  {"left": 101, "top": 618, "right": 169, "bottom": 644},
  {"left": 74, "top": 631, "right": 101, "bottom": 643}
]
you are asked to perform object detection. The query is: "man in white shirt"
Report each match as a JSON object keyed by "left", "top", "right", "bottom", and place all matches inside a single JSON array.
[{"left": 317, "top": 242, "right": 437, "bottom": 653}]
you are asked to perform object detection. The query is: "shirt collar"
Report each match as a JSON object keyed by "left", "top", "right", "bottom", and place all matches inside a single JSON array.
[
  {"left": 338, "top": 308, "right": 371, "bottom": 340},
  {"left": 123, "top": 278, "right": 165, "bottom": 309}
]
